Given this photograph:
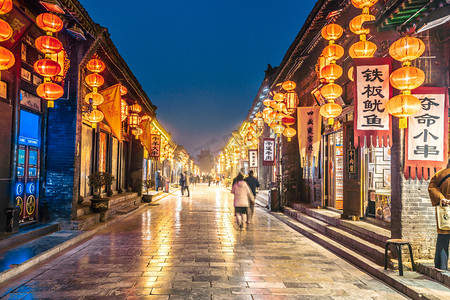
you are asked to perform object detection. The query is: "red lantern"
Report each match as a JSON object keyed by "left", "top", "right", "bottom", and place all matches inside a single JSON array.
[
  {"left": 0, "top": 19, "right": 12, "bottom": 42},
  {"left": 36, "top": 13, "right": 64, "bottom": 33},
  {"left": 0, "top": 46, "right": 14, "bottom": 70},
  {"left": 129, "top": 103, "right": 142, "bottom": 113},
  {"left": 120, "top": 85, "right": 128, "bottom": 95},
  {"left": 86, "top": 58, "right": 106, "bottom": 73},
  {"left": 88, "top": 109, "right": 104, "bottom": 128},
  {"left": 35, "top": 36, "right": 63, "bottom": 54},
  {"left": 84, "top": 92, "right": 104, "bottom": 107},
  {"left": 37, "top": 82, "right": 64, "bottom": 107},
  {"left": 85, "top": 73, "right": 104, "bottom": 88},
  {"left": 282, "top": 116, "right": 295, "bottom": 126},
  {"left": 33, "top": 59, "right": 61, "bottom": 77},
  {"left": 0, "top": 0, "right": 12, "bottom": 14},
  {"left": 128, "top": 112, "right": 141, "bottom": 128}
]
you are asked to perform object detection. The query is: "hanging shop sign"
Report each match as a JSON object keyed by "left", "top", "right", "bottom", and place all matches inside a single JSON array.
[
  {"left": 139, "top": 119, "right": 152, "bottom": 153},
  {"left": 99, "top": 84, "right": 122, "bottom": 141},
  {"left": 248, "top": 149, "right": 258, "bottom": 168},
  {"left": 353, "top": 58, "right": 392, "bottom": 147},
  {"left": 262, "top": 138, "right": 275, "bottom": 166},
  {"left": 297, "top": 107, "right": 322, "bottom": 167},
  {"left": 405, "top": 87, "right": 448, "bottom": 180},
  {"left": 150, "top": 134, "right": 161, "bottom": 158},
  {"left": 347, "top": 148, "right": 356, "bottom": 175}
]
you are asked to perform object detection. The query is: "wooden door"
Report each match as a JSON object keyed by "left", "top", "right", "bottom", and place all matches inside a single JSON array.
[{"left": 343, "top": 121, "right": 362, "bottom": 217}]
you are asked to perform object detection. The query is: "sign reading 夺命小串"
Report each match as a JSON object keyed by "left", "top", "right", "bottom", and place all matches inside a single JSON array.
[
  {"left": 248, "top": 149, "right": 258, "bottom": 168},
  {"left": 149, "top": 135, "right": 161, "bottom": 157},
  {"left": 405, "top": 87, "right": 448, "bottom": 180},
  {"left": 263, "top": 139, "right": 275, "bottom": 166},
  {"left": 354, "top": 58, "right": 392, "bottom": 147}
]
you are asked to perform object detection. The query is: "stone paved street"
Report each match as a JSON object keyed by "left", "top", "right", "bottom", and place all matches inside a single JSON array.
[{"left": 0, "top": 184, "right": 408, "bottom": 299}]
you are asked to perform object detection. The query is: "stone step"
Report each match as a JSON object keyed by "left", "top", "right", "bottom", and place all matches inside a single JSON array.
[
  {"left": 0, "top": 223, "right": 60, "bottom": 250},
  {"left": 76, "top": 203, "right": 91, "bottom": 218},
  {"left": 272, "top": 211, "right": 450, "bottom": 300},
  {"left": 116, "top": 205, "right": 139, "bottom": 215},
  {"left": 284, "top": 207, "right": 386, "bottom": 266},
  {"left": 69, "top": 213, "right": 100, "bottom": 231}
]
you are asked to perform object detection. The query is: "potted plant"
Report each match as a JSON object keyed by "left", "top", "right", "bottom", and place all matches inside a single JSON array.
[
  {"left": 104, "top": 172, "right": 116, "bottom": 197},
  {"left": 88, "top": 171, "right": 109, "bottom": 213},
  {"left": 142, "top": 179, "right": 155, "bottom": 203}
]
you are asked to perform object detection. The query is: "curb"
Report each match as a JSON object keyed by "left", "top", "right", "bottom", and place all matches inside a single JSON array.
[{"left": 0, "top": 188, "right": 180, "bottom": 285}]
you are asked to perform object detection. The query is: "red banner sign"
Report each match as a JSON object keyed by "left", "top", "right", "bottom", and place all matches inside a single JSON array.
[
  {"left": 405, "top": 87, "right": 448, "bottom": 180},
  {"left": 149, "top": 135, "right": 161, "bottom": 157},
  {"left": 353, "top": 58, "right": 392, "bottom": 147}
]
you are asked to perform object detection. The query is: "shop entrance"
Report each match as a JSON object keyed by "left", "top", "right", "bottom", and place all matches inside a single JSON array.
[
  {"left": 324, "top": 131, "right": 344, "bottom": 210},
  {"left": 15, "top": 111, "right": 41, "bottom": 223}
]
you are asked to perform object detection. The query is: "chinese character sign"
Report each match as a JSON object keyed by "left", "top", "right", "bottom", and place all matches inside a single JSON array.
[
  {"left": 354, "top": 58, "right": 392, "bottom": 147},
  {"left": 263, "top": 139, "right": 275, "bottom": 166},
  {"left": 248, "top": 149, "right": 258, "bottom": 168},
  {"left": 405, "top": 87, "right": 448, "bottom": 180},
  {"left": 150, "top": 135, "right": 161, "bottom": 157},
  {"left": 298, "top": 107, "right": 322, "bottom": 167}
]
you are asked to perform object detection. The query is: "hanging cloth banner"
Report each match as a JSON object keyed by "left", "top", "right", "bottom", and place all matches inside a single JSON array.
[
  {"left": 297, "top": 107, "right": 322, "bottom": 167},
  {"left": 150, "top": 134, "right": 161, "bottom": 157},
  {"left": 248, "top": 149, "right": 258, "bottom": 168},
  {"left": 353, "top": 58, "right": 392, "bottom": 148},
  {"left": 139, "top": 119, "right": 152, "bottom": 153},
  {"left": 405, "top": 87, "right": 448, "bottom": 180},
  {"left": 99, "top": 84, "right": 122, "bottom": 141},
  {"left": 262, "top": 138, "right": 275, "bottom": 166}
]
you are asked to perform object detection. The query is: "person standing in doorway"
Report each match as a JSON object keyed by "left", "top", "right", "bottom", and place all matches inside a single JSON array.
[
  {"left": 245, "top": 170, "right": 260, "bottom": 223},
  {"left": 179, "top": 172, "right": 185, "bottom": 196},
  {"left": 428, "top": 159, "right": 450, "bottom": 271},
  {"left": 231, "top": 173, "right": 254, "bottom": 229},
  {"left": 155, "top": 170, "right": 162, "bottom": 191},
  {"left": 184, "top": 171, "right": 190, "bottom": 197}
]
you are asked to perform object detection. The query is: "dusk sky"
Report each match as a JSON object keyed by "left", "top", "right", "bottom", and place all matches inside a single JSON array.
[{"left": 78, "top": 0, "right": 316, "bottom": 156}]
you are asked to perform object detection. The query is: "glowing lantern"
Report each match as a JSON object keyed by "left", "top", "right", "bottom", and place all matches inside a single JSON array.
[
  {"left": 386, "top": 94, "right": 421, "bottom": 128},
  {"left": 121, "top": 99, "right": 128, "bottom": 122},
  {"left": 320, "top": 83, "right": 343, "bottom": 101},
  {"left": 275, "top": 112, "right": 285, "bottom": 122},
  {"left": 263, "top": 107, "right": 272, "bottom": 116},
  {"left": 321, "top": 24, "right": 343, "bottom": 41},
  {"left": 0, "top": 46, "right": 14, "bottom": 70},
  {"left": 274, "top": 102, "right": 286, "bottom": 112},
  {"left": 33, "top": 59, "right": 61, "bottom": 77},
  {"left": 35, "top": 36, "right": 63, "bottom": 54},
  {"left": 390, "top": 67, "right": 425, "bottom": 91},
  {"left": 269, "top": 111, "right": 277, "bottom": 120},
  {"left": 349, "top": 14, "right": 375, "bottom": 35},
  {"left": 273, "top": 124, "right": 285, "bottom": 135},
  {"left": 128, "top": 112, "right": 141, "bottom": 128},
  {"left": 0, "top": 19, "right": 12, "bottom": 42},
  {"left": 389, "top": 36, "right": 425, "bottom": 64},
  {"left": 284, "top": 91, "right": 299, "bottom": 115},
  {"left": 348, "top": 67, "right": 354, "bottom": 82},
  {"left": 120, "top": 85, "right": 128, "bottom": 96},
  {"left": 351, "top": 0, "right": 378, "bottom": 9},
  {"left": 321, "top": 64, "right": 343, "bottom": 82},
  {"left": 283, "top": 127, "right": 296, "bottom": 141},
  {"left": 282, "top": 81, "right": 296, "bottom": 91},
  {"left": 349, "top": 40, "right": 377, "bottom": 58},
  {"left": 0, "top": 0, "right": 12, "bottom": 14},
  {"left": 88, "top": 109, "right": 104, "bottom": 128},
  {"left": 129, "top": 103, "right": 142, "bottom": 113},
  {"left": 320, "top": 103, "right": 342, "bottom": 125},
  {"left": 84, "top": 92, "right": 104, "bottom": 107},
  {"left": 273, "top": 92, "right": 284, "bottom": 102},
  {"left": 263, "top": 99, "right": 271, "bottom": 107},
  {"left": 85, "top": 73, "right": 104, "bottom": 88},
  {"left": 322, "top": 44, "right": 344, "bottom": 62},
  {"left": 36, "top": 13, "right": 64, "bottom": 33},
  {"left": 269, "top": 122, "right": 277, "bottom": 129},
  {"left": 131, "top": 127, "right": 143, "bottom": 139},
  {"left": 282, "top": 116, "right": 295, "bottom": 126},
  {"left": 269, "top": 100, "right": 277, "bottom": 108},
  {"left": 87, "top": 58, "right": 106, "bottom": 73},
  {"left": 36, "top": 82, "right": 64, "bottom": 107}
]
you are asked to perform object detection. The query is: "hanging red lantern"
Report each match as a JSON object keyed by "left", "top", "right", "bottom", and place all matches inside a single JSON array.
[
  {"left": 129, "top": 103, "right": 142, "bottom": 113},
  {"left": 349, "top": 14, "right": 375, "bottom": 35},
  {"left": 84, "top": 92, "right": 104, "bottom": 107},
  {"left": 88, "top": 109, "right": 104, "bottom": 128},
  {"left": 321, "top": 24, "right": 343, "bottom": 41},
  {"left": 36, "top": 82, "right": 64, "bottom": 107},
  {"left": 35, "top": 36, "right": 63, "bottom": 54},
  {"left": 0, "top": 46, "right": 15, "bottom": 70},
  {"left": 283, "top": 127, "right": 296, "bottom": 141},
  {"left": 389, "top": 36, "right": 425, "bottom": 64},
  {"left": 349, "top": 40, "right": 377, "bottom": 59},
  {"left": 282, "top": 81, "right": 296, "bottom": 91},
  {"left": 33, "top": 59, "right": 61, "bottom": 77},
  {"left": 273, "top": 92, "right": 284, "bottom": 102},
  {"left": 322, "top": 44, "right": 345, "bottom": 62},
  {"left": 351, "top": 0, "right": 378, "bottom": 9},
  {"left": 85, "top": 73, "right": 104, "bottom": 88},
  {"left": 120, "top": 85, "right": 128, "bottom": 96},
  {"left": 36, "top": 13, "right": 64, "bottom": 33},
  {"left": 320, "top": 83, "right": 343, "bottom": 101},
  {"left": 0, "top": 19, "right": 12, "bottom": 42},
  {"left": 389, "top": 66, "right": 425, "bottom": 91},
  {"left": 128, "top": 112, "right": 141, "bottom": 128},
  {"left": 86, "top": 58, "right": 106, "bottom": 73},
  {"left": 321, "top": 64, "right": 343, "bottom": 82},
  {"left": 282, "top": 116, "right": 295, "bottom": 126},
  {"left": 0, "top": 0, "right": 12, "bottom": 14},
  {"left": 385, "top": 94, "right": 421, "bottom": 129},
  {"left": 320, "top": 102, "right": 342, "bottom": 125}
]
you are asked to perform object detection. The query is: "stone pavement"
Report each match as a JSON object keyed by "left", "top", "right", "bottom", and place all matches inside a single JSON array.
[{"left": 0, "top": 184, "right": 409, "bottom": 299}]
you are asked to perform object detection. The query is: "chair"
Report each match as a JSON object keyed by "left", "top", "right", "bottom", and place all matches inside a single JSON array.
[{"left": 384, "top": 239, "right": 415, "bottom": 276}]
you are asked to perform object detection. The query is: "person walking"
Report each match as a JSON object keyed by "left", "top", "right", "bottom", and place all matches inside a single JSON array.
[
  {"left": 428, "top": 160, "right": 450, "bottom": 271},
  {"left": 231, "top": 173, "right": 254, "bottom": 229},
  {"left": 184, "top": 171, "right": 190, "bottom": 197},
  {"left": 179, "top": 172, "right": 185, "bottom": 196},
  {"left": 244, "top": 170, "right": 260, "bottom": 223}
]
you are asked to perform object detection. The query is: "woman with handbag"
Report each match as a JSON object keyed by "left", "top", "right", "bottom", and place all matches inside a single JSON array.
[
  {"left": 428, "top": 161, "right": 450, "bottom": 271},
  {"left": 231, "top": 173, "right": 254, "bottom": 229}
]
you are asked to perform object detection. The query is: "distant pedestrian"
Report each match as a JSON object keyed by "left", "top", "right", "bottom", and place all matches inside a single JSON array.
[
  {"left": 179, "top": 173, "right": 185, "bottom": 196},
  {"left": 184, "top": 171, "right": 190, "bottom": 197},
  {"left": 208, "top": 175, "right": 211, "bottom": 186},
  {"left": 429, "top": 159, "right": 450, "bottom": 271},
  {"left": 216, "top": 176, "right": 220, "bottom": 186},
  {"left": 231, "top": 173, "right": 254, "bottom": 229},
  {"left": 155, "top": 170, "right": 162, "bottom": 191},
  {"left": 244, "top": 170, "right": 260, "bottom": 223}
]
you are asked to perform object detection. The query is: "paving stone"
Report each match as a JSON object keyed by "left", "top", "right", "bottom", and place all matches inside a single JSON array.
[{"left": 0, "top": 185, "right": 408, "bottom": 299}]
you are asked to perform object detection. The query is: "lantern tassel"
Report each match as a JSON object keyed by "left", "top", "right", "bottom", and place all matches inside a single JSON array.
[
  {"left": 399, "top": 117, "right": 408, "bottom": 129},
  {"left": 47, "top": 100, "right": 54, "bottom": 108},
  {"left": 328, "top": 118, "right": 334, "bottom": 125}
]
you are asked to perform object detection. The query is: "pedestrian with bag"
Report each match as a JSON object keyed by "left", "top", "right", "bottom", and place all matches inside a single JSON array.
[
  {"left": 231, "top": 173, "right": 254, "bottom": 229},
  {"left": 244, "top": 170, "right": 259, "bottom": 223},
  {"left": 184, "top": 171, "right": 190, "bottom": 197},
  {"left": 179, "top": 172, "right": 185, "bottom": 196},
  {"left": 428, "top": 159, "right": 450, "bottom": 271}
]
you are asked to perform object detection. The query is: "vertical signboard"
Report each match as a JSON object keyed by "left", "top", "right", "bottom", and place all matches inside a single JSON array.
[
  {"left": 263, "top": 138, "right": 275, "bottom": 166},
  {"left": 150, "top": 135, "right": 161, "bottom": 158},
  {"left": 248, "top": 149, "right": 258, "bottom": 168}
]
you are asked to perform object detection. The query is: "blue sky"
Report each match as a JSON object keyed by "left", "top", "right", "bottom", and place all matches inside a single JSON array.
[{"left": 78, "top": 0, "right": 316, "bottom": 155}]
